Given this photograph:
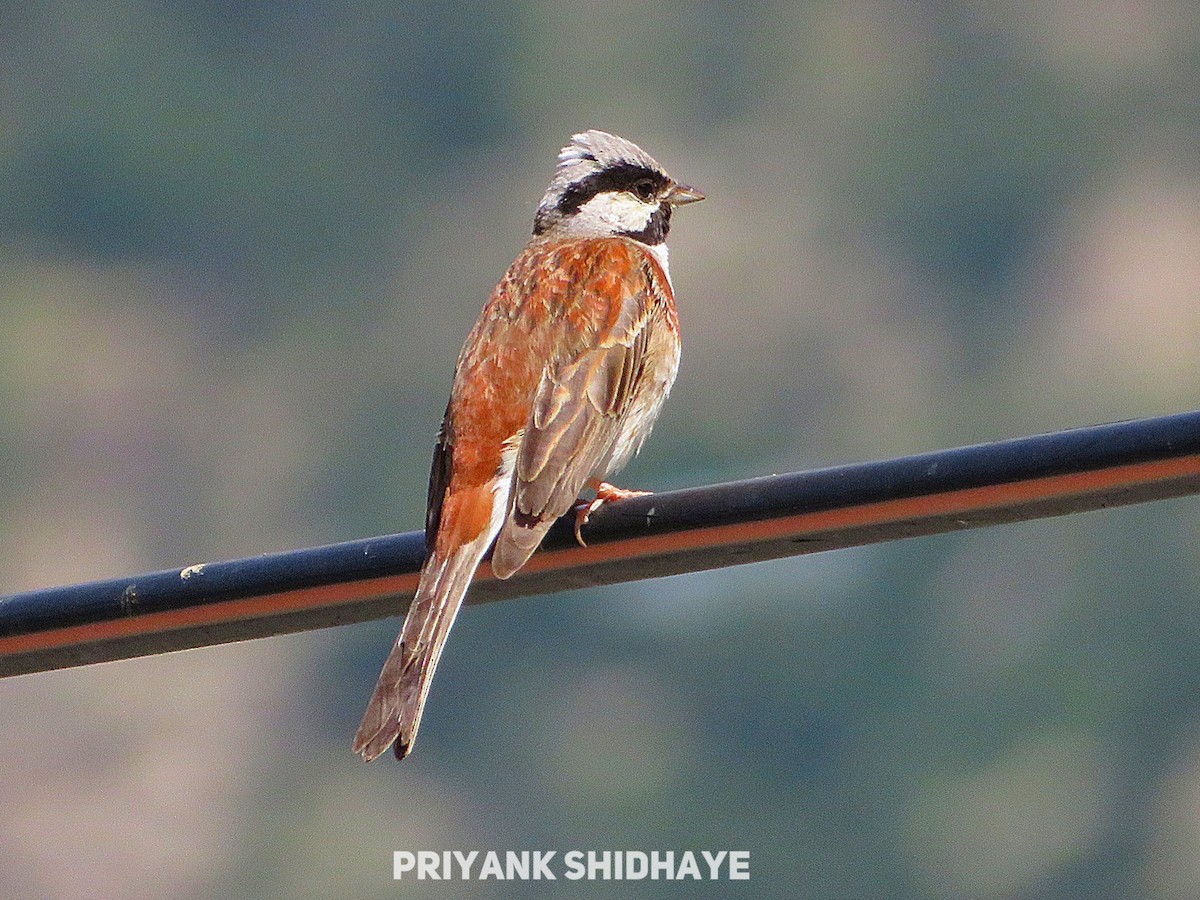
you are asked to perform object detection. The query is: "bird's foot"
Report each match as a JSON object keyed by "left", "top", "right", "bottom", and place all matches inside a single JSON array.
[{"left": 573, "top": 482, "right": 653, "bottom": 546}]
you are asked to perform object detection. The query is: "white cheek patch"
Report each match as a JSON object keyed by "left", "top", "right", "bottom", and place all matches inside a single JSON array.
[{"left": 574, "top": 192, "right": 656, "bottom": 235}]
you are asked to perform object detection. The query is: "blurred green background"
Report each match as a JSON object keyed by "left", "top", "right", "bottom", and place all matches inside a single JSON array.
[{"left": 4, "top": 1, "right": 1200, "bottom": 897}]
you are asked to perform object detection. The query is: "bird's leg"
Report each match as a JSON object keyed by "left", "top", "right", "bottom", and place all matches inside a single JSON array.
[{"left": 573, "top": 480, "right": 653, "bottom": 546}]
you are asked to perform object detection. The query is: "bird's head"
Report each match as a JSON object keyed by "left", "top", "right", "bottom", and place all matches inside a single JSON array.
[{"left": 533, "top": 130, "right": 703, "bottom": 245}]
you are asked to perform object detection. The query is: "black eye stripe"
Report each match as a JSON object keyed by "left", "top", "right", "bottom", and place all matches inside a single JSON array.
[{"left": 556, "top": 162, "right": 668, "bottom": 214}]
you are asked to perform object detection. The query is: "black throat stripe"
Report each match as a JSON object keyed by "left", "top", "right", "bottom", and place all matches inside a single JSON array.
[{"left": 617, "top": 202, "right": 671, "bottom": 245}]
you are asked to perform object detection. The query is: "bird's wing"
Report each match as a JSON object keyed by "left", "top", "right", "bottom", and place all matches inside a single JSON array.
[{"left": 489, "top": 240, "right": 667, "bottom": 578}]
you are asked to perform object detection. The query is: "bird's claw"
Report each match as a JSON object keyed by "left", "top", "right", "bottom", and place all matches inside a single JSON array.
[{"left": 572, "top": 482, "right": 653, "bottom": 547}]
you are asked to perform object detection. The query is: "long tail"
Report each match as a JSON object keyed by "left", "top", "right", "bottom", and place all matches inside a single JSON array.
[{"left": 352, "top": 540, "right": 489, "bottom": 761}]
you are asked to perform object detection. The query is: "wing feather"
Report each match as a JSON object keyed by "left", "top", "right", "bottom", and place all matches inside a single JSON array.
[{"left": 424, "top": 404, "right": 454, "bottom": 551}]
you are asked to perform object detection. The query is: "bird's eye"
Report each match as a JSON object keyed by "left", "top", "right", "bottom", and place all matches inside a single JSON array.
[{"left": 630, "top": 179, "right": 656, "bottom": 201}]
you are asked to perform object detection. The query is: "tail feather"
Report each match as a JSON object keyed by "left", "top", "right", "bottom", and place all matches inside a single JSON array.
[{"left": 352, "top": 541, "right": 488, "bottom": 761}]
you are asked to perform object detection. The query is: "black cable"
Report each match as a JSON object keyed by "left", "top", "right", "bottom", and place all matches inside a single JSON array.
[{"left": 4, "top": 409, "right": 1200, "bottom": 677}]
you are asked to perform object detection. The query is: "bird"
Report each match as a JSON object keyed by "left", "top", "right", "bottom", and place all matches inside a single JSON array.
[{"left": 353, "top": 130, "right": 703, "bottom": 762}]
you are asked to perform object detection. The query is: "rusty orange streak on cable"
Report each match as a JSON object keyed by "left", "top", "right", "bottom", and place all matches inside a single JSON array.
[
  {"left": 0, "top": 572, "right": 422, "bottom": 658},
  {"left": 512, "top": 453, "right": 1200, "bottom": 572}
]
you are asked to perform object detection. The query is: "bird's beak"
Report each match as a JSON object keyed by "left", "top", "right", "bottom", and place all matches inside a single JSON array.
[{"left": 666, "top": 182, "right": 705, "bottom": 205}]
